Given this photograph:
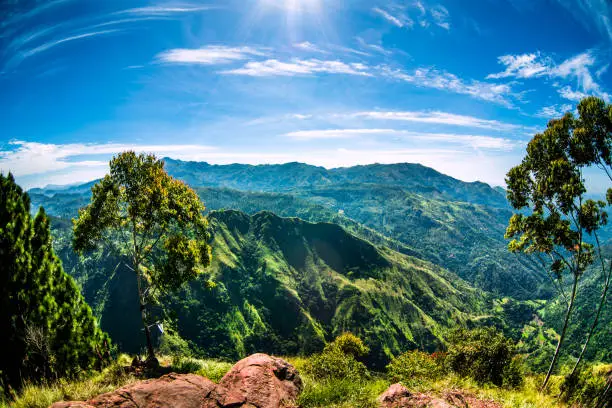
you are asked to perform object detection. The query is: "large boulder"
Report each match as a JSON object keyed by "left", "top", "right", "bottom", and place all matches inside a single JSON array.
[
  {"left": 50, "top": 354, "right": 302, "bottom": 408},
  {"left": 51, "top": 373, "right": 215, "bottom": 408},
  {"left": 207, "top": 353, "right": 303, "bottom": 408}
]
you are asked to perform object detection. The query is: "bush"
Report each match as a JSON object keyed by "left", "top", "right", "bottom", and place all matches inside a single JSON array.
[
  {"left": 303, "top": 334, "right": 369, "bottom": 381},
  {"left": 158, "top": 332, "right": 192, "bottom": 358},
  {"left": 387, "top": 350, "right": 446, "bottom": 386},
  {"left": 445, "top": 327, "right": 522, "bottom": 388},
  {"left": 560, "top": 364, "right": 611, "bottom": 407},
  {"left": 328, "top": 333, "right": 369, "bottom": 357}
]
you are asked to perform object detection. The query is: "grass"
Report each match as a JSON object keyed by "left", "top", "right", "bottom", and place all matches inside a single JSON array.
[
  {"left": 0, "top": 354, "right": 232, "bottom": 408},
  {"left": 1, "top": 355, "right": 595, "bottom": 408}
]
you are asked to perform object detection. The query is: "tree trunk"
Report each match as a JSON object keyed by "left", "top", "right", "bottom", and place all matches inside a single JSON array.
[
  {"left": 134, "top": 260, "right": 156, "bottom": 362},
  {"left": 570, "top": 264, "right": 610, "bottom": 377},
  {"left": 542, "top": 274, "right": 579, "bottom": 390}
]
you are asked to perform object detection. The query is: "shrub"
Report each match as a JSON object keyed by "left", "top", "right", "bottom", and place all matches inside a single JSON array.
[
  {"left": 560, "top": 364, "right": 611, "bottom": 407},
  {"left": 387, "top": 350, "right": 445, "bottom": 386},
  {"left": 158, "top": 332, "right": 192, "bottom": 358},
  {"left": 445, "top": 327, "right": 522, "bottom": 388},
  {"left": 303, "top": 334, "right": 369, "bottom": 381},
  {"left": 327, "top": 332, "right": 369, "bottom": 357}
]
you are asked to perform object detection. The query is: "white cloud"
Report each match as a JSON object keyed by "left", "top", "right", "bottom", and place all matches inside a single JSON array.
[
  {"left": 284, "top": 128, "right": 402, "bottom": 139},
  {"left": 488, "top": 50, "right": 610, "bottom": 101},
  {"left": 381, "top": 66, "right": 514, "bottom": 106},
  {"left": 355, "top": 37, "right": 392, "bottom": 56},
  {"left": 409, "top": 132, "right": 518, "bottom": 150},
  {"left": 348, "top": 110, "right": 528, "bottom": 131},
  {"left": 0, "top": 140, "right": 217, "bottom": 178},
  {"left": 156, "top": 46, "right": 266, "bottom": 65},
  {"left": 283, "top": 128, "right": 519, "bottom": 150},
  {"left": 120, "top": 5, "right": 216, "bottom": 15},
  {"left": 487, "top": 53, "right": 550, "bottom": 79},
  {"left": 221, "top": 58, "right": 373, "bottom": 77},
  {"left": 19, "top": 29, "right": 121, "bottom": 60},
  {"left": 430, "top": 5, "right": 450, "bottom": 30},
  {"left": 557, "top": 86, "right": 590, "bottom": 101},
  {"left": 293, "top": 41, "right": 328, "bottom": 53},
  {"left": 372, "top": 7, "right": 412, "bottom": 28},
  {"left": 534, "top": 104, "right": 573, "bottom": 118}
]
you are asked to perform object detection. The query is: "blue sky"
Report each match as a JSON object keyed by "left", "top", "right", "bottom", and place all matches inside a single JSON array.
[{"left": 1, "top": 0, "right": 611, "bottom": 190}]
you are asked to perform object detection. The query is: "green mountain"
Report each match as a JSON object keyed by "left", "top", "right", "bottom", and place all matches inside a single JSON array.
[
  {"left": 51, "top": 209, "right": 513, "bottom": 368},
  {"left": 163, "top": 159, "right": 510, "bottom": 208},
  {"left": 30, "top": 161, "right": 547, "bottom": 299}
]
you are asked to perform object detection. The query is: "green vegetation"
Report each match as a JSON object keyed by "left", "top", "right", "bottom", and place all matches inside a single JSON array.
[
  {"left": 505, "top": 96, "right": 612, "bottom": 388},
  {"left": 72, "top": 152, "right": 212, "bottom": 364},
  {"left": 0, "top": 174, "right": 110, "bottom": 395}
]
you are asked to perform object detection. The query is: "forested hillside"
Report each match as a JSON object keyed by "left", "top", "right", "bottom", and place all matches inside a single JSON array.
[
  {"left": 48, "top": 208, "right": 520, "bottom": 368},
  {"left": 30, "top": 161, "right": 547, "bottom": 299}
]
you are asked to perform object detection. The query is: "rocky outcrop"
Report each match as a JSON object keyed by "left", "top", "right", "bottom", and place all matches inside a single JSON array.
[
  {"left": 50, "top": 354, "right": 302, "bottom": 408},
  {"left": 207, "top": 353, "right": 302, "bottom": 408},
  {"left": 378, "top": 384, "right": 503, "bottom": 408}
]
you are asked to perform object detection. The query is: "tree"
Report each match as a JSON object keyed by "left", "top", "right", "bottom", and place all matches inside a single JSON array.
[
  {"left": 72, "top": 152, "right": 211, "bottom": 364},
  {"left": 505, "top": 96, "right": 611, "bottom": 389},
  {"left": 0, "top": 173, "right": 110, "bottom": 393}
]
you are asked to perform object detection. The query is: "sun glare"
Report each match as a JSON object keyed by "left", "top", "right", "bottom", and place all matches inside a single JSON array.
[{"left": 258, "top": 0, "right": 322, "bottom": 13}]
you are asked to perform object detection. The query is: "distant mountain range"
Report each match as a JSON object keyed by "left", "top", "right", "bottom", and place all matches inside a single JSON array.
[{"left": 30, "top": 159, "right": 610, "bottom": 364}]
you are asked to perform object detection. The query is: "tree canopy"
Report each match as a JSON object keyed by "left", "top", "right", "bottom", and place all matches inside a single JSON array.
[
  {"left": 0, "top": 173, "right": 110, "bottom": 393},
  {"left": 72, "top": 152, "right": 211, "bottom": 363}
]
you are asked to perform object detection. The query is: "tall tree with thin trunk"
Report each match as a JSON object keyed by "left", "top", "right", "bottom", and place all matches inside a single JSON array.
[
  {"left": 505, "top": 96, "right": 610, "bottom": 390},
  {"left": 73, "top": 152, "right": 211, "bottom": 365}
]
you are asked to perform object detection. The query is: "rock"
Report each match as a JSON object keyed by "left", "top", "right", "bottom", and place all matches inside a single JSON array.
[
  {"left": 207, "top": 353, "right": 303, "bottom": 408},
  {"left": 378, "top": 383, "right": 413, "bottom": 407},
  {"left": 378, "top": 385, "right": 503, "bottom": 408},
  {"left": 50, "top": 354, "right": 302, "bottom": 408}
]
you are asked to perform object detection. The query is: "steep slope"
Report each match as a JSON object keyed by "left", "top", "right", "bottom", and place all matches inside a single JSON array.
[{"left": 50, "top": 210, "right": 495, "bottom": 368}]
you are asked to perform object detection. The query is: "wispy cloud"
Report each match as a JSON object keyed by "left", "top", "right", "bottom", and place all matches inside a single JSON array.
[
  {"left": 347, "top": 110, "right": 529, "bottom": 131},
  {"left": 487, "top": 52, "right": 551, "bottom": 79},
  {"left": 553, "top": 0, "right": 612, "bottom": 41},
  {"left": 20, "top": 29, "right": 121, "bottom": 59},
  {"left": 381, "top": 66, "right": 515, "bottom": 106},
  {"left": 156, "top": 46, "right": 266, "bottom": 65},
  {"left": 487, "top": 50, "right": 610, "bottom": 101},
  {"left": 284, "top": 128, "right": 402, "bottom": 139},
  {"left": 429, "top": 4, "right": 451, "bottom": 30},
  {"left": 293, "top": 41, "right": 328, "bottom": 54},
  {"left": 374, "top": 2, "right": 450, "bottom": 31},
  {"left": 534, "top": 104, "right": 573, "bottom": 118},
  {"left": 119, "top": 5, "right": 217, "bottom": 15},
  {"left": 372, "top": 7, "right": 412, "bottom": 28},
  {"left": 221, "top": 59, "right": 373, "bottom": 77},
  {"left": 0, "top": 140, "right": 218, "bottom": 177},
  {"left": 283, "top": 128, "right": 518, "bottom": 150},
  {"left": 355, "top": 37, "right": 392, "bottom": 56}
]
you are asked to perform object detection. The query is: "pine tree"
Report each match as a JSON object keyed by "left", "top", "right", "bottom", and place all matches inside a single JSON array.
[{"left": 0, "top": 173, "right": 110, "bottom": 393}]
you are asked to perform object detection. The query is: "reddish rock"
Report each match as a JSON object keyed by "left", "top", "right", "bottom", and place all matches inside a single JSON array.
[
  {"left": 207, "top": 353, "right": 302, "bottom": 408},
  {"left": 378, "top": 384, "right": 503, "bottom": 408},
  {"left": 50, "top": 354, "right": 302, "bottom": 408},
  {"left": 378, "top": 383, "right": 413, "bottom": 407},
  {"left": 51, "top": 373, "right": 215, "bottom": 408}
]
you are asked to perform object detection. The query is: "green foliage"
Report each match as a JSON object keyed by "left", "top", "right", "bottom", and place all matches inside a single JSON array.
[
  {"left": 387, "top": 350, "right": 446, "bottom": 386},
  {"left": 304, "top": 335, "right": 370, "bottom": 381},
  {"left": 560, "top": 364, "right": 611, "bottom": 407},
  {"left": 506, "top": 96, "right": 612, "bottom": 385},
  {"left": 327, "top": 333, "right": 370, "bottom": 357},
  {"left": 297, "top": 377, "right": 388, "bottom": 408},
  {"left": 72, "top": 152, "right": 211, "bottom": 359},
  {"left": 0, "top": 173, "right": 111, "bottom": 393},
  {"left": 445, "top": 327, "right": 522, "bottom": 388}
]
